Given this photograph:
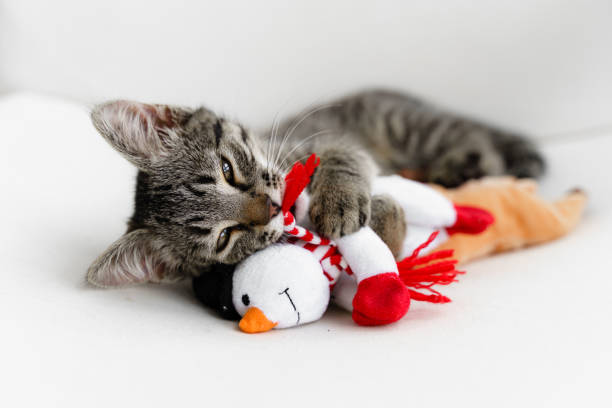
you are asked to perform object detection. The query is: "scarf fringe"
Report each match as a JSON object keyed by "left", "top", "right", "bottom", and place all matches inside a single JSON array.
[{"left": 397, "top": 231, "right": 463, "bottom": 304}]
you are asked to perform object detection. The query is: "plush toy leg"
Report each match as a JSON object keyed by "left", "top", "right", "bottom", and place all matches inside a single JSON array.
[
  {"left": 332, "top": 271, "right": 358, "bottom": 312},
  {"left": 335, "top": 227, "right": 411, "bottom": 326},
  {"left": 551, "top": 189, "right": 588, "bottom": 231},
  {"left": 435, "top": 179, "right": 587, "bottom": 264}
]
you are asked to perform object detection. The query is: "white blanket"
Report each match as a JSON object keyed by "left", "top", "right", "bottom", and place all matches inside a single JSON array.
[{"left": 1, "top": 92, "right": 611, "bottom": 408}]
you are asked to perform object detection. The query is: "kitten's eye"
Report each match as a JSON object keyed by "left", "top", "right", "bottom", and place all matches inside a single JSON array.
[
  {"left": 221, "top": 158, "right": 235, "bottom": 185},
  {"left": 216, "top": 227, "right": 232, "bottom": 252}
]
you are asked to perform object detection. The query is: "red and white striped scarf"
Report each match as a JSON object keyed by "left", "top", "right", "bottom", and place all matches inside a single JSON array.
[{"left": 283, "top": 211, "right": 350, "bottom": 288}]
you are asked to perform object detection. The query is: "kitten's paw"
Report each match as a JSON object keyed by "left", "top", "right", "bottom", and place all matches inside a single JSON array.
[
  {"left": 506, "top": 151, "right": 546, "bottom": 179},
  {"left": 309, "top": 186, "right": 370, "bottom": 239},
  {"left": 428, "top": 149, "right": 504, "bottom": 188},
  {"left": 501, "top": 137, "right": 546, "bottom": 179},
  {"left": 369, "top": 195, "right": 407, "bottom": 259}
]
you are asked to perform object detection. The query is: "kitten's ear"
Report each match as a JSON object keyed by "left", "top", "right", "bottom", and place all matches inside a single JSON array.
[
  {"left": 87, "top": 229, "right": 175, "bottom": 287},
  {"left": 91, "top": 100, "right": 193, "bottom": 169}
]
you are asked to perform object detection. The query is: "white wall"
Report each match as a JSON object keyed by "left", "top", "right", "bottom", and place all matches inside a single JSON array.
[{"left": 1, "top": 0, "right": 611, "bottom": 137}]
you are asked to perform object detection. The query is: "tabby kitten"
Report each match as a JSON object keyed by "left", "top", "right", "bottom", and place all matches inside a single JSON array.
[{"left": 87, "top": 89, "right": 544, "bottom": 287}]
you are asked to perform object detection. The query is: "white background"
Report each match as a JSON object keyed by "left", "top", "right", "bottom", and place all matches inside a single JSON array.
[
  {"left": 1, "top": 2, "right": 611, "bottom": 407},
  {"left": 1, "top": 0, "right": 611, "bottom": 137}
]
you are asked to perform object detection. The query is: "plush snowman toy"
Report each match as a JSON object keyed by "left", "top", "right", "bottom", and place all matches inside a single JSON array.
[
  {"left": 225, "top": 155, "right": 492, "bottom": 333},
  {"left": 233, "top": 222, "right": 410, "bottom": 332}
]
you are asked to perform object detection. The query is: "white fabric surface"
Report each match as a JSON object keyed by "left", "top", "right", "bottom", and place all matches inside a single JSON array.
[{"left": 1, "top": 92, "right": 611, "bottom": 407}]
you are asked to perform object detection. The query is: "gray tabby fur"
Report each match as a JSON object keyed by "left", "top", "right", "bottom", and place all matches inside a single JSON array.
[{"left": 87, "top": 89, "right": 544, "bottom": 287}]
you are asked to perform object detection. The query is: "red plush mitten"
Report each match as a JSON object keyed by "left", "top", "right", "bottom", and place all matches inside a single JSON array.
[
  {"left": 352, "top": 273, "right": 411, "bottom": 326},
  {"left": 447, "top": 204, "right": 494, "bottom": 235}
]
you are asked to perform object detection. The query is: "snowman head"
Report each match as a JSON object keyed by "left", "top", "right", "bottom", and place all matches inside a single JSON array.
[{"left": 232, "top": 243, "right": 330, "bottom": 333}]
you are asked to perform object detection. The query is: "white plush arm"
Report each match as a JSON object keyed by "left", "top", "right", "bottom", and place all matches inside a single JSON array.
[
  {"left": 332, "top": 226, "right": 399, "bottom": 312},
  {"left": 336, "top": 226, "right": 398, "bottom": 282},
  {"left": 372, "top": 175, "right": 456, "bottom": 228}
]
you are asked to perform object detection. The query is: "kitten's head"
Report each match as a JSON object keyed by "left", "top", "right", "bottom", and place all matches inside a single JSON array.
[{"left": 87, "top": 101, "right": 285, "bottom": 287}]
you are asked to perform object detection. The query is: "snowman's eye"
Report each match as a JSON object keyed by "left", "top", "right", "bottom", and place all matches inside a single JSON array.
[{"left": 242, "top": 294, "right": 250, "bottom": 306}]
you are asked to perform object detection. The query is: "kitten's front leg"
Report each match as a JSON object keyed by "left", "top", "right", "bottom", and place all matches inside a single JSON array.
[{"left": 308, "top": 146, "right": 378, "bottom": 238}]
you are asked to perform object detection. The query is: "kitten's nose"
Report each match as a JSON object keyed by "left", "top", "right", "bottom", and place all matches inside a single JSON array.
[
  {"left": 242, "top": 195, "right": 279, "bottom": 226},
  {"left": 269, "top": 201, "right": 281, "bottom": 219}
]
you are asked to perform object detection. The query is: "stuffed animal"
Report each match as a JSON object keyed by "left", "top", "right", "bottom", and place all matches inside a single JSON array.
[
  {"left": 194, "top": 158, "right": 587, "bottom": 333},
  {"left": 372, "top": 176, "right": 587, "bottom": 264},
  {"left": 196, "top": 155, "right": 493, "bottom": 333},
  {"left": 431, "top": 177, "right": 587, "bottom": 264}
]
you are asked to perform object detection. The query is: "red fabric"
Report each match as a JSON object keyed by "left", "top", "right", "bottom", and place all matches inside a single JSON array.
[
  {"left": 302, "top": 230, "right": 314, "bottom": 242},
  {"left": 282, "top": 154, "right": 320, "bottom": 213},
  {"left": 397, "top": 231, "right": 463, "bottom": 304},
  {"left": 303, "top": 243, "right": 318, "bottom": 252},
  {"left": 330, "top": 255, "right": 342, "bottom": 266},
  {"left": 352, "top": 273, "right": 411, "bottom": 326},
  {"left": 447, "top": 204, "right": 494, "bottom": 235}
]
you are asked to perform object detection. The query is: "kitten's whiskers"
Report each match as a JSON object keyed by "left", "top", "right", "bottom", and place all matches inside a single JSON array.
[
  {"left": 272, "top": 104, "right": 339, "bottom": 171},
  {"left": 266, "top": 111, "right": 282, "bottom": 174},
  {"left": 277, "top": 130, "right": 333, "bottom": 171}
]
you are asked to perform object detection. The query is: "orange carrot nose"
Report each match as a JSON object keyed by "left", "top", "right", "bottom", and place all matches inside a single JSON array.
[{"left": 239, "top": 307, "right": 278, "bottom": 333}]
